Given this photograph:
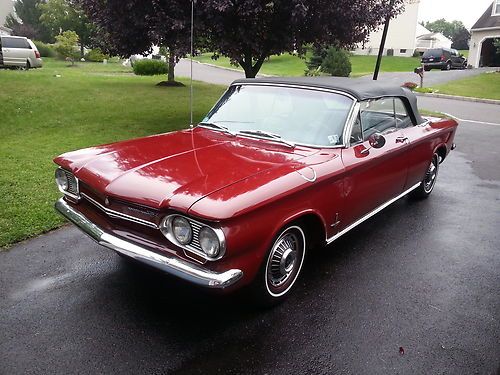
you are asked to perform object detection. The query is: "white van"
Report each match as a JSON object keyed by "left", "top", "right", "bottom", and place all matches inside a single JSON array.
[{"left": 0, "top": 36, "right": 43, "bottom": 69}]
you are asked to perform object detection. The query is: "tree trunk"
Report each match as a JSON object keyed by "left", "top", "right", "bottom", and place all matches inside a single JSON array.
[
  {"left": 239, "top": 52, "right": 267, "bottom": 78},
  {"left": 80, "top": 43, "right": 84, "bottom": 59},
  {"left": 168, "top": 51, "right": 175, "bottom": 82}
]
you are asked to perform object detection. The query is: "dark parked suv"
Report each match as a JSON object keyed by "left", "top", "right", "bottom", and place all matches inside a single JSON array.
[{"left": 421, "top": 48, "right": 467, "bottom": 71}]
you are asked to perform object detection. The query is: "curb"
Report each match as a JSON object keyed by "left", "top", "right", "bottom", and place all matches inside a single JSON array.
[
  {"left": 416, "top": 92, "right": 500, "bottom": 105},
  {"left": 191, "top": 60, "right": 276, "bottom": 77}
]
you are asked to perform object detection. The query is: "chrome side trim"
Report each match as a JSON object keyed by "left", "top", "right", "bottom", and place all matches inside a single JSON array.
[
  {"left": 55, "top": 198, "right": 243, "bottom": 289},
  {"left": 326, "top": 183, "right": 421, "bottom": 244},
  {"left": 81, "top": 193, "right": 158, "bottom": 229}
]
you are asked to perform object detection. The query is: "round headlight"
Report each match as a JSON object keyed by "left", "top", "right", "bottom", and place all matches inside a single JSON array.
[
  {"left": 172, "top": 216, "right": 192, "bottom": 245},
  {"left": 199, "top": 226, "right": 220, "bottom": 258},
  {"left": 55, "top": 169, "right": 69, "bottom": 191}
]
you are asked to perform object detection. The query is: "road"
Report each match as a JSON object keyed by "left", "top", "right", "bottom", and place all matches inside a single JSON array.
[
  {"left": 175, "top": 58, "right": 497, "bottom": 87},
  {"left": 1, "top": 64, "right": 500, "bottom": 375}
]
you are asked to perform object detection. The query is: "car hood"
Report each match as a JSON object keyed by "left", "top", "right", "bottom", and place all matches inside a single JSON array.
[{"left": 54, "top": 127, "right": 322, "bottom": 212}]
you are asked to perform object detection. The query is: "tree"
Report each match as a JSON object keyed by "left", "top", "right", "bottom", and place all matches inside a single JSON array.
[
  {"left": 54, "top": 30, "right": 80, "bottom": 64},
  {"left": 39, "top": 0, "right": 94, "bottom": 58},
  {"left": 201, "top": 0, "right": 404, "bottom": 78},
  {"left": 77, "top": 0, "right": 192, "bottom": 84},
  {"left": 423, "top": 19, "right": 470, "bottom": 50},
  {"left": 4, "top": 0, "right": 53, "bottom": 42},
  {"left": 320, "top": 47, "right": 352, "bottom": 77}
]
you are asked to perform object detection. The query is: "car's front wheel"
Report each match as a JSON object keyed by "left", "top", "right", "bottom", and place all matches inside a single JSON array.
[
  {"left": 410, "top": 153, "right": 439, "bottom": 199},
  {"left": 250, "top": 224, "right": 307, "bottom": 306}
]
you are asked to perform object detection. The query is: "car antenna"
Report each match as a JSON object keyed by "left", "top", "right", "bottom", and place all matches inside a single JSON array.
[{"left": 189, "top": 0, "right": 195, "bottom": 128}]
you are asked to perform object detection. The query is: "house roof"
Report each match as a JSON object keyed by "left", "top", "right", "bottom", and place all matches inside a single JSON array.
[
  {"left": 471, "top": 2, "right": 500, "bottom": 30},
  {"left": 231, "top": 77, "right": 425, "bottom": 124}
]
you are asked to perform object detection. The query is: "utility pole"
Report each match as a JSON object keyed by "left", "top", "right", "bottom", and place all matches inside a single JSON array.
[{"left": 373, "top": 0, "right": 395, "bottom": 80}]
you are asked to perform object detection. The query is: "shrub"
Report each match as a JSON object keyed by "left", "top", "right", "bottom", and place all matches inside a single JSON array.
[
  {"left": 33, "top": 40, "right": 56, "bottom": 57},
  {"left": 387, "top": 49, "right": 394, "bottom": 56},
  {"left": 85, "top": 48, "right": 109, "bottom": 62},
  {"left": 132, "top": 59, "right": 168, "bottom": 76},
  {"left": 402, "top": 82, "right": 418, "bottom": 91},
  {"left": 55, "top": 31, "right": 80, "bottom": 64},
  {"left": 306, "top": 46, "right": 326, "bottom": 71},
  {"left": 320, "top": 47, "right": 352, "bottom": 77}
]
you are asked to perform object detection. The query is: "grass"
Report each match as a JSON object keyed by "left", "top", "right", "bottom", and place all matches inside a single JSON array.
[
  {"left": 430, "top": 72, "right": 500, "bottom": 100},
  {"left": 0, "top": 58, "right": 226, "bottom": 248},
  {"left": 194, "top": 52, "right": 422, "bottom": 77}
]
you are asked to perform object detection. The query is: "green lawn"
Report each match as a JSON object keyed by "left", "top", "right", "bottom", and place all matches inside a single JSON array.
[
  {"left": 194, "top": 53, "right": 422, "bottom": 77},
  {"left": 431, "top": 72, "right": 500, "bottom": 100},
  {"left": 0, "top": 58, "right": 225, "bottom": 247}
]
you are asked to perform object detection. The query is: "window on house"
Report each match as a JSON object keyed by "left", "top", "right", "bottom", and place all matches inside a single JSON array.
[
  {"left": 400, "top": 49, "right": 407, "bottom": 54},
  {"left": 494, "top": 0, "right": 500, "bottom": 15}
]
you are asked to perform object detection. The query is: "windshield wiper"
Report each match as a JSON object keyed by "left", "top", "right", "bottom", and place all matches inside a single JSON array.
[
  {"left": 198, "top": 122, "right": 236, "bottom": 136},
  {"left": 238, "top": 129, "right": 295, "bottom": 148}
]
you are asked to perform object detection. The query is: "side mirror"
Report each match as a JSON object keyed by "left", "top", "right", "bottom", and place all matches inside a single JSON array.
[{"left": 368, "top": 133, "right": 386, "bottom": 149}]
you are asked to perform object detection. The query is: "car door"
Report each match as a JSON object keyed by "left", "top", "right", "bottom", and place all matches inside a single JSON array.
[
  {"left": 450, "top": 49, "right": 461, "bottom": 68},
  {"left": 0, "top": 37, "right": 3, "bottom": 66},
  {"left": 340, "top": 98, "right": 409, "bottom": 230},
  {"left": 1, "top": 37, "right": 28, "bottom": 66},
  {"left": 396, "top": 99, "right": 436, "bottom": 190}
]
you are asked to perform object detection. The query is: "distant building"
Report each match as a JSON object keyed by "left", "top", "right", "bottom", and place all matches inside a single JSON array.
[
  {"left": 415, "top": 24, "right": 452, "bottom": 54},
  {"left": 0, "top": 0, "right": 14, "bottom": 32},
  {"left": 352, "top": 0, "right": 420, "bottom": 57},
  {"left": 0, "top": 25, "right": 12, "bottom": 36},
  {"left": 468, "top": 0, "right": 500, "bottom": 68}
]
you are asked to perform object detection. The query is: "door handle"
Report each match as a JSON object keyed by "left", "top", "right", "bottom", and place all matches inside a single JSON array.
[{"left": 396, "top": 137, "right": 408, "bottom": 144}]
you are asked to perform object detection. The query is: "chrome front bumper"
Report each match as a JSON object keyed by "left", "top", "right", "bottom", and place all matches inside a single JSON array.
[{"left": 55, "top": 198, "right": 243, "bottom": 289}]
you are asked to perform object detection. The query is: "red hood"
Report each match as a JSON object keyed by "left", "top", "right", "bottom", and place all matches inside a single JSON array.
[{"left": 54, "top": 127, "right": 320, "bottom": 211}]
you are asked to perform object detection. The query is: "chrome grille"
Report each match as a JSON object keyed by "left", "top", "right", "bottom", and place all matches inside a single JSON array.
[
  {"left": 63, "top": 170, "right": 79, "bottom": 197},
  {"left": 186, "top": 220, "right": 203, "bottom": 252}
]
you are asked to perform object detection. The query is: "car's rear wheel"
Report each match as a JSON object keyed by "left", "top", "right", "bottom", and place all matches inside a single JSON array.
[
  {"left": 249, "top": 225, "right": 307, "bottom": 306},
  {"left": 24, "top": 60, "right": 31, "bottom": 70},
  {"left": 410, "top": 153, "right": 439, "bottom": 199}
]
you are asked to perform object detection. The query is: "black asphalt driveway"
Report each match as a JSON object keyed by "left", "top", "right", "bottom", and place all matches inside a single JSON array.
[{"left": 1, "top": 68, "right": 499, "bottom": 374}]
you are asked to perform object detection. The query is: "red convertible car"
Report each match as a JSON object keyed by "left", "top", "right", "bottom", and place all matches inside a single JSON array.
[{"left": 54, "top": 78, "right": 458, "bottom": 304}]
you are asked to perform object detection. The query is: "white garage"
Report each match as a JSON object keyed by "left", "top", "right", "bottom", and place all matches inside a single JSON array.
[{"left": 468, "top": 1, "right": 500, "bottom": 68}]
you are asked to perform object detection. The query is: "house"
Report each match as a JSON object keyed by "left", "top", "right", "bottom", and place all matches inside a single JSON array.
[
  {"left": 415, "top": 24, "right": 452, "bottom": 54},
  {"left": 468, "top": 0, "right": 500, "bottom": 67},
  {"left": 0, "top": 0, "right": 14, "bottom": 35},
  {"left": 352, "top": 0, "right": 420, "bottom": 57},
  {"left": 0, "top": 25, "right": 12, "bottom": 36}
]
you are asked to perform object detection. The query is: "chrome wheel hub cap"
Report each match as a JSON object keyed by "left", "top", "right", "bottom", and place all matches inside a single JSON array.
[
  {"left": 424, "top": 159, "right": 437, "bottom": 192},
  {"left": 268, "top": 233, "right": 299, "bottom": 287}
]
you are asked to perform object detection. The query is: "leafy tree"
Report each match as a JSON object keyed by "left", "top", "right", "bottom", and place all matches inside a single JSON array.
[
  {"left": 55, "top": 30, "right": 79, "bottom": 64},
  {"left": 77, "top": 0, "right": 192, "bottom": 84},
  {"left": 423, "top": 19, "right": 470, "bottom": 50},
  {"left": 39, "top": 0, "right": 94, "bottom": 58},
  {"left": 4, "top": 0, "right": 53, "bottom": 42},
  {"left": 201, "top": 0, "right": 404, "bottom": 78},
  {"left": 78, "top": 0, "right": 403, "bottom": 80}
]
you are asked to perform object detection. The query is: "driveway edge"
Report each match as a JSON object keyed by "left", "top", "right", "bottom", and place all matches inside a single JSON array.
[
  {"left": 416, "top": 92, "right": 500, "bottom": 105},
  {"left": 192, "top": 60, "right": 276, "bottom": 77}
]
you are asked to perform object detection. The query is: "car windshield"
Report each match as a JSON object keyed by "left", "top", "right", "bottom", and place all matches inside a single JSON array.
[
  {"left": 201, "top": 85, "right": 354, "bottom": 147},
  {"left": 423, "top": 49, "right": 442, "bottom": 57}
]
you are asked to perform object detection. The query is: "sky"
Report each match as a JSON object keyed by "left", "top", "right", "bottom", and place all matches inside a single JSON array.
[{"left": 418, "top": 0, "right": 495, "bottom": 29}]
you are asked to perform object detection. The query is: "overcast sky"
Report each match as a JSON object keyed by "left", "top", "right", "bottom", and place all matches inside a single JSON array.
[{"left": 418, "top": 0, "right": 494, "bottom": 29}]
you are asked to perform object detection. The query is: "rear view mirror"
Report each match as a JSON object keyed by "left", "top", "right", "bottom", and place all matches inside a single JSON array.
[{"left": 368, "top": 133, "right": 386, "bottom": 149}]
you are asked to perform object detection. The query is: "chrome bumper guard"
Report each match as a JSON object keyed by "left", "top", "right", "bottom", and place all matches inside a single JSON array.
[{"left": 55, "top": 198, "right": 243, "bottom": 289}]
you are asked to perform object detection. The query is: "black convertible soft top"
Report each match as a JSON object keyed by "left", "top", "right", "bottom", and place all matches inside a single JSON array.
[{"left": 231, "top": 77, "right": 425, "bottom": 124}]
